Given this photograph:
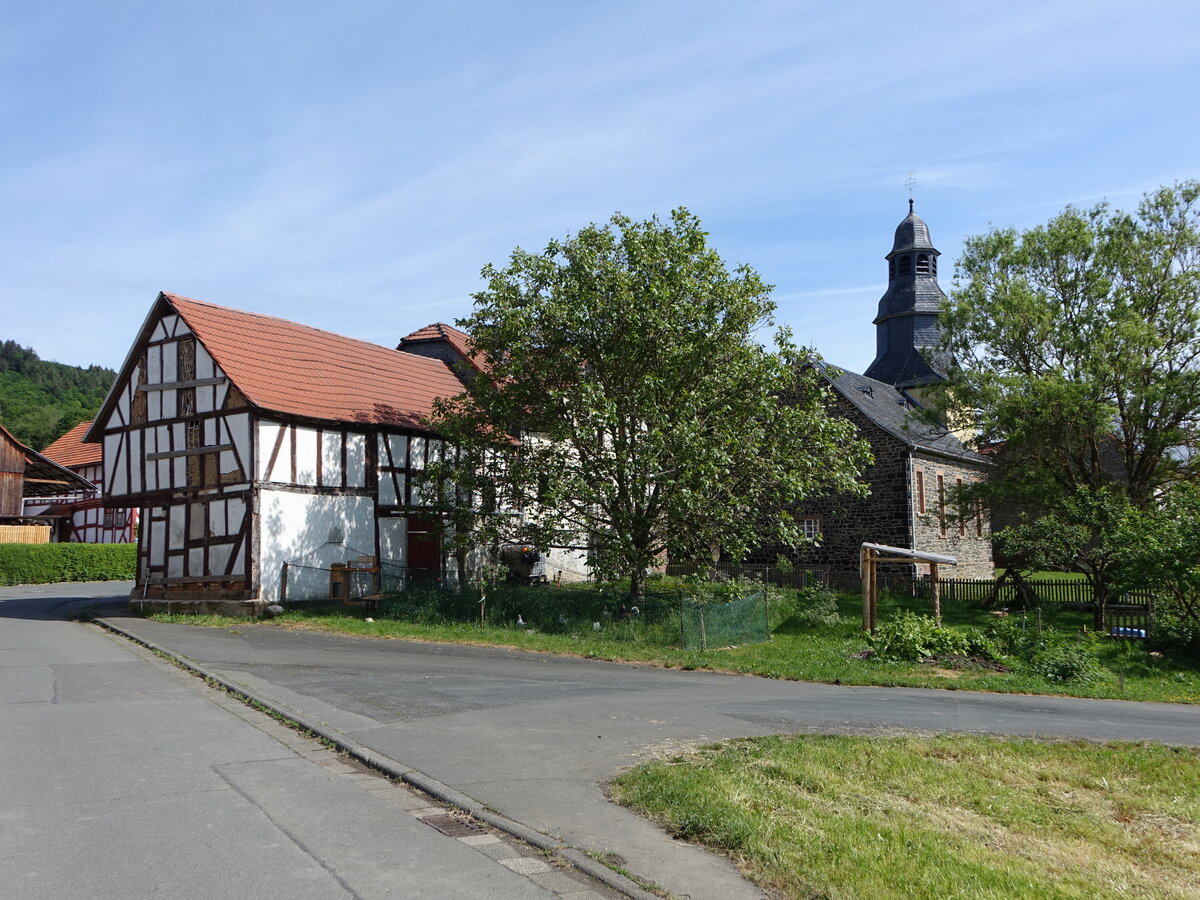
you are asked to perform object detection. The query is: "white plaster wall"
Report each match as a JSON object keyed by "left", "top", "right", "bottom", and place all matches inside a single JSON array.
[
  {"left": 150, "top": 519, "right": 166, "bottom": 565},
  {"left": 294, "top": 426, "right": 318, "bottom": 485},
  {"left": 321, "top": 429, "right": 343, "bottom": 486},
  {"left": 258, "top": 488, "right": 377, "bottom": 602},
  {"left": 346, "top": 433, "right": 366, "bottom": 487},
  {"left": 116, "top": 377, "right": 131, "bottom": 425},
  {"left": 127, "top": 429, "right": 142, "bottom": 494},
  {"left": 104, "top": 433, "right": 124, "bottom": 495},
  {"left": 257, "top": 421, "right": 282, "bottom": 480},
  {"left": 378, "top": 517, "right": 407, "bottom": 566},
  {"left": 379, "top": 470, "right": 397, "bottom": 506},
  {"left": 545, "top": 547, "right": 590, "bottom": 582},
  {"left": 225, "top": 414, "right": 251, "bottom": 469},
  {"left": 196, "top": 344, "right": 214, "bottom": 380}
]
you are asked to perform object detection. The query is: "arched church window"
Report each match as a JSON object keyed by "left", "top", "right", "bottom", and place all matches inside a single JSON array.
[
  {"left": 916, "top": 254, "right": 930, "bottom": 274},
  {"left": 898, "top": 255, "right": 912, "bottom": 276}
]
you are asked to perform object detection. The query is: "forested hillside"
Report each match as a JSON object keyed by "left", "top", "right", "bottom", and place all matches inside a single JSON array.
[{"left": 0, "top": 341, "right": 116, "bottom": 450}]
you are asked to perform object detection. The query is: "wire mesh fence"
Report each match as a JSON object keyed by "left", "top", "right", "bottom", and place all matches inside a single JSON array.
[
  {"left": 679, "top": 589, "right": 770, "bottom": 650},
  {"left": 279, "top": 560, "right": 777, "bottom": 649}
]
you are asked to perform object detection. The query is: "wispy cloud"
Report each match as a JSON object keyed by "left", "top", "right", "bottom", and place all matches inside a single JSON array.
[{"left": 2, "top": 1, "right": 1199, "bottom": 369}]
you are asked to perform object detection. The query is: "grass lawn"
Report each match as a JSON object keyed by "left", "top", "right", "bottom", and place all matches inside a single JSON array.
[
  {"left": 996, "top": 569, "right": 1090, "bottom": 582},
  {"left": 610, "top": 734, "right": 1200, "bottom": 900},
  {"left": 146, "top": 587, "right": 1200, "bottom": 704}
]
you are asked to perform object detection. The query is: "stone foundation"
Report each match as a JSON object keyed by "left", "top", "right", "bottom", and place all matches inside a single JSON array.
[{"left": 130, "top": 580, "right": 267, "bottom": 617}]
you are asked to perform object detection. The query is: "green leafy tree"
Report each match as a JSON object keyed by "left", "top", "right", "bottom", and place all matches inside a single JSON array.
[
  {"left": 427, "top": 209, "right": 870, "bottom": 600},
  {"left": 1112, "top": 482, "right": 1200, "bottom": 651},
  {"left": 930, "top": 182, "right": 1200, "bottom": 621},
  {"left": 994, "top": 486, "right": 1132, "bottom": 628}
]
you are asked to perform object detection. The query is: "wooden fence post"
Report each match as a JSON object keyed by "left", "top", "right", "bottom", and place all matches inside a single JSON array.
[
  {"left": 861, "top": 546, "right": 872, "bottom": 633},
  {"left": 930, "top": 562, "right": 941, "bottom": 626}
]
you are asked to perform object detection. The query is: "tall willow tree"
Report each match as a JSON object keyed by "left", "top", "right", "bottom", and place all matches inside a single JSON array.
[{"left": 429, "top": 209, "right": 869, "bottom": 599}]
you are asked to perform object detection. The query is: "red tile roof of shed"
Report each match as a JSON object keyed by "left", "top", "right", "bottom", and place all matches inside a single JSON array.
[
  {"left": 165, "top": 293, "right": 465, "bottom": 431},
  {"left": 40, "top": 421, "right": 101, "bottom": 468}
]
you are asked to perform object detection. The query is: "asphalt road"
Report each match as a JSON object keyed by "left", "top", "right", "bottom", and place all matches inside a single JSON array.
[
  {"left": 91, "top": 588, "right": 1200, "bottom": 900},
  {"left": 0, "top": 584, "right": 619, "bottom": 900}
]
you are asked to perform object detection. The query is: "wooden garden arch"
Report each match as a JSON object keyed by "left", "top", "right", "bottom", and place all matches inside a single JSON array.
[{"left": 860, "top": 542, "right": 958, "bottom": 633}]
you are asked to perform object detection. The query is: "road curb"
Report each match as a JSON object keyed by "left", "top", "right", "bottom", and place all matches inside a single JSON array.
[{"left": 94, "top": 615, "right": 662, "bottom": 900}]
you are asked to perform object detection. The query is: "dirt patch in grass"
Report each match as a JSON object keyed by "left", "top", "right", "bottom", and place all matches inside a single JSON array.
[{"left": 922, "top": 654, "right": 1012, "bottom": 673}]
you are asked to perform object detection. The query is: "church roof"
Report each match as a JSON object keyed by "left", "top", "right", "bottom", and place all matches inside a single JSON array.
[
  {"left": 872, "top": 278, "right": 947, "bottom": 323},
  {"left": 821, "top": 365, "right": 985, "bottom": 464},
  {"left": 889, "top": 200, "right": 936, "bottom": 255}
]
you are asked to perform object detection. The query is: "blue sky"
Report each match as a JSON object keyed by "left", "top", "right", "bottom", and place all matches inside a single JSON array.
[{"left": 3, "top": 1, "right": 1198, "bottom": 376}]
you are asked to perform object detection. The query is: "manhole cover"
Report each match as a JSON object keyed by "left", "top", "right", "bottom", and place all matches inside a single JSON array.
[{"left": 422, "top": 814, "right": 486, "bottom": 837}]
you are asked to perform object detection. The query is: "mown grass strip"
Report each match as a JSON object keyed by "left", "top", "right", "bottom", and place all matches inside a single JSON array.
[{"left": 610, "top": 734, "right": 1200, "bottom": 900}]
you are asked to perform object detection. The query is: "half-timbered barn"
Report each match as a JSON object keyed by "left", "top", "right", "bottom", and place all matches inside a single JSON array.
[
  {"left": 0, "top": 424, "right": 95, "bottom": 542},
  {"left": 22, "top": 421, "right": 138, "bottom": 543},
  {"left": 85, "top": 292, "right": 476, "bottom": 612}
]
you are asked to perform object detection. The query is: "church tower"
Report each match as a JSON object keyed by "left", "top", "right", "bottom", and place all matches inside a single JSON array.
[{"left": 863, "top": 201, "right": 947, "bottom": 394}]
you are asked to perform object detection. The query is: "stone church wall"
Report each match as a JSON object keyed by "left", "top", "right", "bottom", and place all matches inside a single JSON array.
[
  {"left": 910, "top": 452, "right": 994, "bottom": 579},
  {"left": 746, "top": 391, "right": 912, "bottom": 579}
]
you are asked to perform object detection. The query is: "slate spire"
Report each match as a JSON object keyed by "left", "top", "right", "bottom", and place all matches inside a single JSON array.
[{"left": 863, "top": 201, "right": 947, "bottom": 389}]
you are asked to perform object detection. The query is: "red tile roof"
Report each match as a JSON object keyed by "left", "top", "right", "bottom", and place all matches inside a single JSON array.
[
  {"left": 398, "top": 321, "right": 488, "bottom": 373},
  {"left": 165, "top": 294, "right": 465, "bottom": 431},
  {"left": 40, "top": 422, "right": 101, "bottom": 468}
]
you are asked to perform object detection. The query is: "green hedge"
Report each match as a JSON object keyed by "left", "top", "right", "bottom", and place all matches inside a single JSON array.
[{"left": 0, "top": 543, "right": 137, "bottom": 585}]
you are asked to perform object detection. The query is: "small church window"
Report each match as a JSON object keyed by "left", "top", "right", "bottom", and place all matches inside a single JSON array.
[
  {"left": 937, "top": 474, "right": 946, "bottom": 537},
  {"left": 916, "top": 254, "right": 930, "bottom": 274},
  {"left": 915, "top": 470, "right": 925, "bottom": 513},
  {"left": 956, "top": 477, "right": 966, "bottom": 535},
  {"left": 898, "top": 255, "right": 912, "bottom": 276},
  {"left": 801, "top": 516, "right": 822, "bottom": 541}
]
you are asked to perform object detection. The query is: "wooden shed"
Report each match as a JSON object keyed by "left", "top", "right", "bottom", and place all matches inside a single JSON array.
[{"left": 0, "top": 424, "right": 96, "bottom": 539}]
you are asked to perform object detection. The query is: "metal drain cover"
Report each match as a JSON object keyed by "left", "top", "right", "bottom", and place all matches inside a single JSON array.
[{"left": 422, "top": 814, "right": 485, "bottom": 837}]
